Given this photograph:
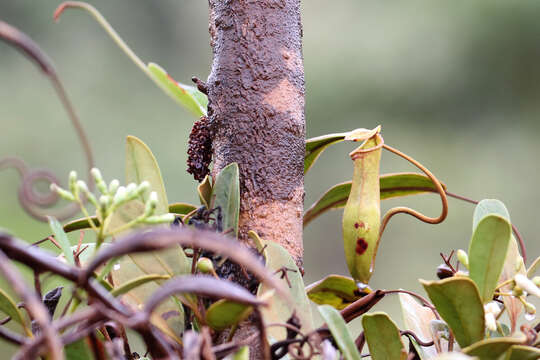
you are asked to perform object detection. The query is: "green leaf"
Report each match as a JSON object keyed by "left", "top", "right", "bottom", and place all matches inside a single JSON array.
[
  {"left": 362, "top": 312, "right": 407, "bottom": 360},
  {"left": 63, "top": 216, "right": 100, "bottom": 233},
  {"left": 462, "top": 333, "right": 526, "bottom": 360},
  {"left": 114, "top": 136, "right": 190, "bottom": 337},
  {"left": 65, "top": 337, "right": 93, "bottom": 360},
  {"left": 472, "top": 199, "right": 510, "bottom": 231},
  {"left": 248, "top": 230, "right": 266, "bottom": 255},
  {"left": 206, "top": 299, "right": 253, "bottom": 331},
  {"left": 304, "top": 173, "right": 446, "bottom": 227},
  {"left": 399, "top": 293, "right": 437, "bottom": 359},
  {"left": 211, "top": 163, "right": 240, "bottom": 236},
  {"left": 112, "top": 255, "right": 185, "bottom": 341},
  {"left": 318, "top": 305, "right": 361, "bottom": 360},
  {"left": 305, "top": 131, "right": 350, "bottom": 173},
  {"left": 168, "top": 202, "right": 197, "bottom": 215},
  {"left": 505, "top": 345, "right": 540, "bottom": 360},
  {"left": 468, "top": 215, "right": 512, "bottom": 303},
  {"left": 258, "top": 241, "right": 313, "bottom": 340},
  {"left": 48, "top": 216, "right": 74, "bottom": 265},
  {"left": 107, "top": 136, "right": 169, "bottom": 235},
  {"left": 147, "top": 62, "right": 207, "bottom": 117},
  {"left": 126, "top": 135, "right": 169, "bottom": 215},
  {"left": 306, "top": 274, "right": 364, "bottom": 310},
  {"left": 111, "top": 274, "right": 170, "bottom": 297},
  {"left": 129, "top": 245, "right": 191, "bottom": 279},
  {"left": 53, "top": 2, "right": 206, "bottom": 120},
  {"left": 198, "top": 175, "right": 212, "bottom": 208},
  {"left": 0, "top": 288, "right": 27, "bottom": 329},
  {"left": 420, "top": 277, "right": 485, "bottom": 348},
  {"left": 107, "top": 200, "right": 146, "bottom": 236}
]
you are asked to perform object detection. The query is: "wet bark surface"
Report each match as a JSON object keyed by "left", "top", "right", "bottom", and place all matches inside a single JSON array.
[{"left": 206, "top": 0, "right": 305, "bottom": 266}]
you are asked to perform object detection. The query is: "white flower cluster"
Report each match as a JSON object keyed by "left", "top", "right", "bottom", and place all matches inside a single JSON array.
[{"left": 50, "top": 168, "right": 174, "bottom": 234}]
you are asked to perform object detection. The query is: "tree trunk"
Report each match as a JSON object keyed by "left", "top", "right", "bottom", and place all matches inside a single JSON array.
[{"left": 206, "top": 0, "right": 305, "bottom": 266}]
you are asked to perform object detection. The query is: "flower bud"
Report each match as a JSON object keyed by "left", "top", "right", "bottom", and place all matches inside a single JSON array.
[
  {"left": 125, "top": 182, "right": 136, "bottom": 194},
  {"left": 144, "top": 191, "right": 158, "bottom": 216},
  {"left": 50, "top": 183, "right": 75, "bottom": 201},
  {"left": 91, "top": 168, "right": 107, "bottom": 194},
  {"left": 524, "top": 302, "right": 536, "bottom": 316},
  {"left": 485, "top": 312, "right": 497, "bottom": 332},
  {"left": 484, "top": 302, "right": 500, "bottom": 316},
  {"left": 77, "top": 180, "right": 97, "bottom": 207},
  {"left": 69, "top": 170, "right": 78, "bottom": 194},
  {"left": 113, "top": 186, "right": 127, "bottom": 205},
  {"left": 196, "top": 257, "right": 215, "bottom": 274},
  {"left": 76, "top": 180, "right": 89, "bottom": 193},
  {"left": 90, "top": 168, "right": 103, "bottom": 182},
  {"left": 99, "top": 195, "right": 111, "bottom": 208},
  {"left": 514, "top": 274, "right": 540, "bottom": 298},
  {"left": 137, "top": 181, "right": 150, "bottom": 195},
  {"left": 457, "top": 249, "right": 469, "bottom": 269},
  {"left": 108, "top": 179, "right": 120, "bottom": 195},
  {"left": 532, "top": 276, "right": 540, "bottom": 287}
]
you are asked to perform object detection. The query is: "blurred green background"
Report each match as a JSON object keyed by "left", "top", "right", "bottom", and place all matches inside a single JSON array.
[{"left": 1, "top": 0, "right": 540, "bottom": 353}]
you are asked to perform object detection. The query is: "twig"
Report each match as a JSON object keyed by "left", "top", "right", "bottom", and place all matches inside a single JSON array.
[
  {"left": 400, "top": 330, "right": 434, "bottom": 347},
  {"left": 0, "top": 249, "right": 63, "bottom": 360}
]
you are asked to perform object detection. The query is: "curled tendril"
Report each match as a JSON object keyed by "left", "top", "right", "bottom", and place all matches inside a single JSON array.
[
  {"left": 378, "top": 142, "right": 449, "bottom": 240},
  {"left": 0, "top": 21, "right": 94, "bottom": 221}
]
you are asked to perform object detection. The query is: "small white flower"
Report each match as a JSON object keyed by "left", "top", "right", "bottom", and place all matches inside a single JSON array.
[
  {"left": 99, "top": 195, "right": 110, "bottom": 207},
  {"left": 90, "top": 168, "right": 103, "bottom": 182},
  {"left": 126, "top": 183, "right": 137, "bottom": 196},
  {"left": 50, "top": 183, "right": 75, "bottom": 201},
  {"left": 76, "top": 180, "right": 89, "bottom": 193},
  {"left": 485, "top": 312, "right": 497, "bottom": 332},
  {"left": 137, "top": 181, "right": 150, "bottom": 195},
  {"left": 484, "top": 302, "right": 501, "bottom": 317},
  {"left": 143, "top": 213, "right": 175, "bottom": 224},
  {"left": 514, "top": 274, "right": 540, "bottom": 298},
  {"left": 108, "top": 179, "right": 120, "bottom": 195},
  {"left": 148, "top": 191, "right": 158, "bottom": 205},
  {"left": 113, "top": 186, "right": 127, "bottom": 204},
  {"left": 69, "top": 170, "right": 78, "bottom": 194}
]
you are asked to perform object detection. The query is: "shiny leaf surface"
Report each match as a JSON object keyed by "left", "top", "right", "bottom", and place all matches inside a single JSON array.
[
  {"left": 468, "top": 214, "right": 511, "bottom": 303},
  {"left": 211, "top": 163, "right": 240, "bottom": 236},
  {"left": 362, "top": 312, "right": 407, "bottom": 360},
  {"left": 421, "top": 277, "right": 484, "bottom": 348}
]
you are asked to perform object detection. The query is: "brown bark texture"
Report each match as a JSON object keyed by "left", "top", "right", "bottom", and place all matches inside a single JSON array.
[{"left": 207, "top": 0, "right": 305, "bottom": 266}]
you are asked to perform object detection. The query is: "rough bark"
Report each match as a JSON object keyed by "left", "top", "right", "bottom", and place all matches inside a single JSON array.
[{"left": 206, "top": 0, "right": 305, "bottom": 266}]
